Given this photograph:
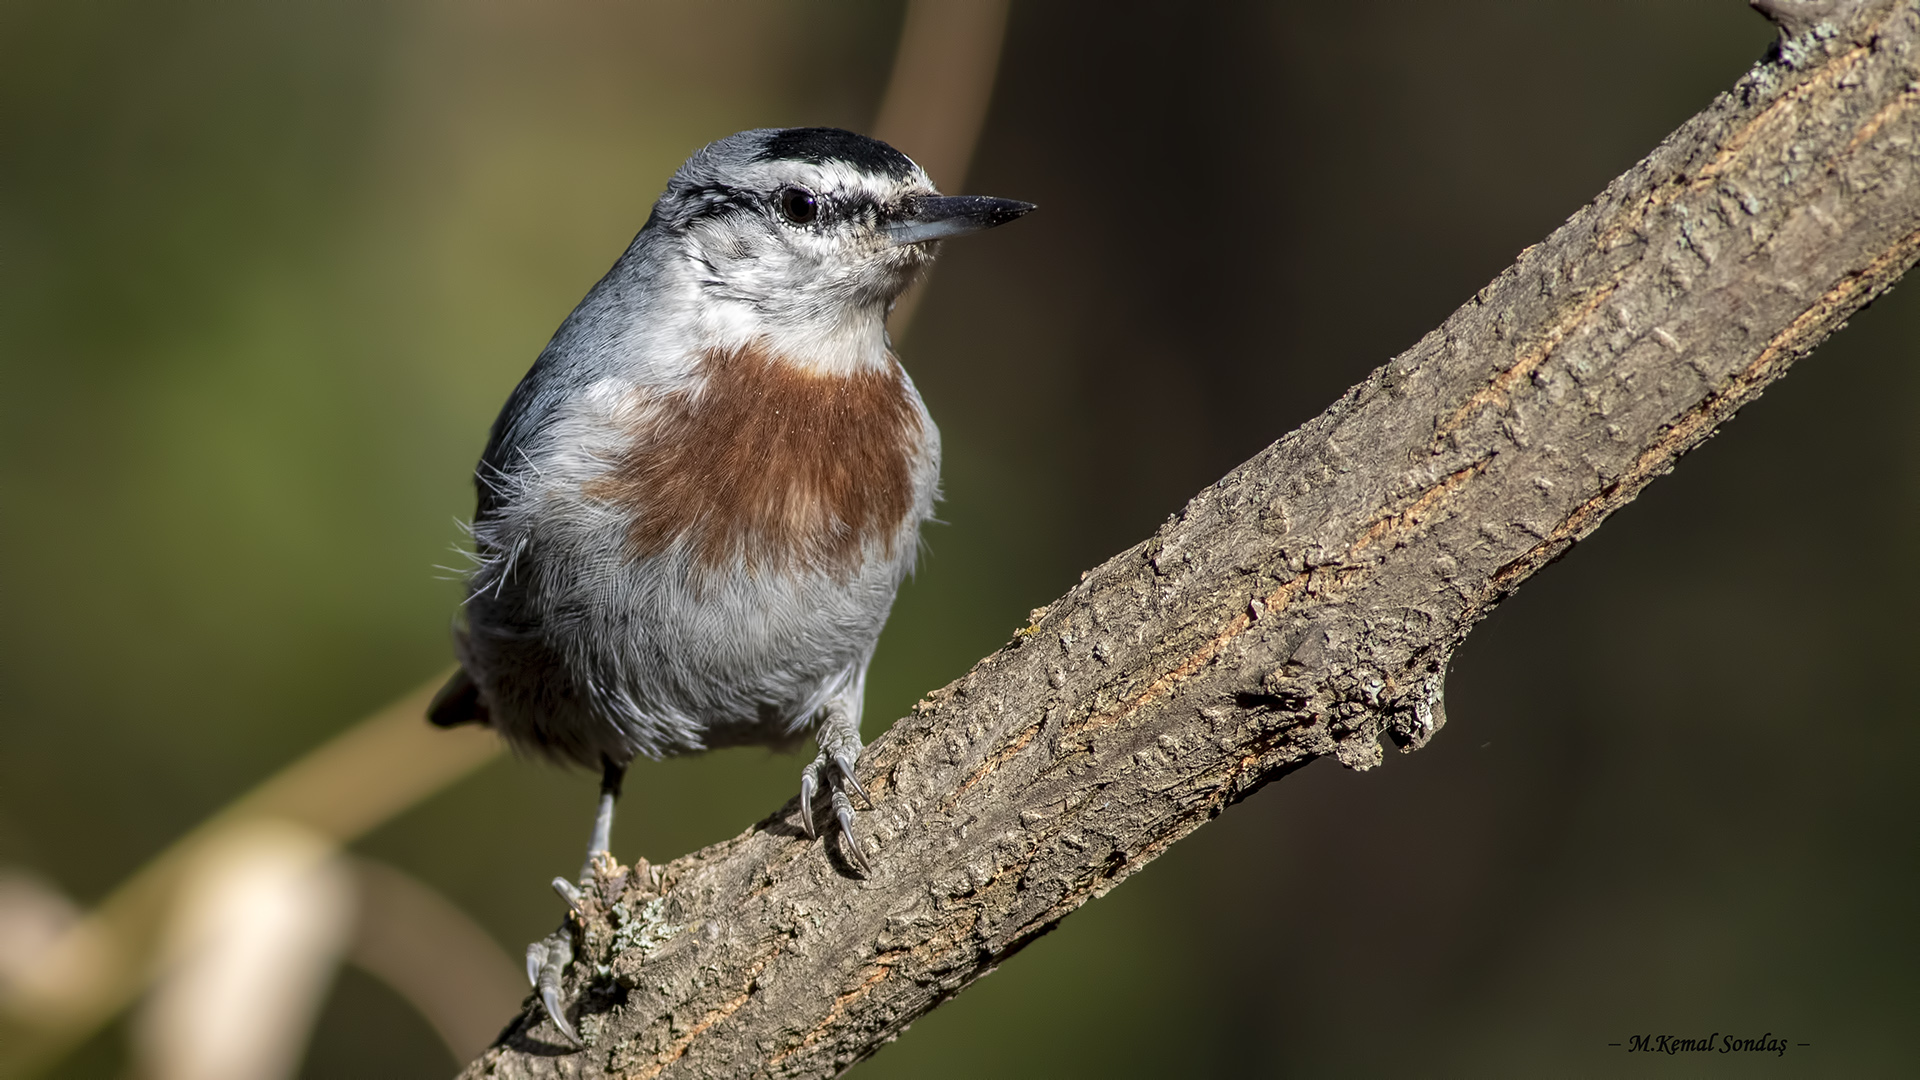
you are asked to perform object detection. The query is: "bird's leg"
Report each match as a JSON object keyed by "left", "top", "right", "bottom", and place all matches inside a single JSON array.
[
  {"left": 799, "top": 701, "right": 872, "bottom": 874},
  {"left": 582, "top": 757, "right": 626, "bottom": 879},
  {"left": 527, "top": 757, "right": 628, "bottom": 1050}
]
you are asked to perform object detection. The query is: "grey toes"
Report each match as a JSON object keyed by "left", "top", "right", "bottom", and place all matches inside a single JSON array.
[
  {"left": 798, "top": 762, "right": 822, "bottom": 839},
  {"left": 801, "top": 746, "right": 874, "bottom": 874},
  {"left": 525, "top": 940, "right": 546, "bottom": 989},
  {"left": 832, "top": 789, "right": 872, "bottom": 875},
  {"left": 551, "top": 876, "right": 586, "bottom": 914},
  {"left": 528, "top": 925, "right": 584, "bottom": 1049}
]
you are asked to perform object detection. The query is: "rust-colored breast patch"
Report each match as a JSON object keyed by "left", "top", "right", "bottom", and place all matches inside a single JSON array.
[{"left": 584, "top": 345, "right": 924, "bottom": 577}]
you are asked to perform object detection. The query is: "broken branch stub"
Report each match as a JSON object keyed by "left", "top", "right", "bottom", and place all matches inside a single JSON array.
[{"left": 462, "top": 3, "right": 1920, "bottom": 1077}]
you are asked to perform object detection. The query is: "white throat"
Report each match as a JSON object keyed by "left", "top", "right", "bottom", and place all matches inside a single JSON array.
[{"left": 678, "top": 270, "right": 898, "bottom": 376}]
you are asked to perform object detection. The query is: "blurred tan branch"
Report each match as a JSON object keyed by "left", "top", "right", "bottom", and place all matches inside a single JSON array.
[
  {"left": 121, "top": 824, "right": 519, "bottom": 1080},
  {"left": 0, "top": 2, "right": 1015, "bottom": 1074},
  {"left": 131, "top": 822, "right": 354, "bottom": 1080},
  {"left": 348, "top": 856, "right": 526, "bottom": 1062},
  {"left": 0, "top": 674, "right": 499, "bottom": 1076}
]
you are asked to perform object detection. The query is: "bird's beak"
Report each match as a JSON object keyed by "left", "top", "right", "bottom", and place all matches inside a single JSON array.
[{"left": 884, "top": 195, "right": 1035, "bottom": 245}]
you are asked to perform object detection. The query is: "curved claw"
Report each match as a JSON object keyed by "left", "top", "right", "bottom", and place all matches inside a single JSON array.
[
  {"left": 541, "top": 983, "right": 583, "bottom": 1049},
  {"left": 834, "top": 799, "right": 872, "bottom": 876},
  {"left": 832, "top": 754, "right": 870, "bottom": 805},
  {"left": 798, "top": 768, "right": 819, "bottom": 839}
]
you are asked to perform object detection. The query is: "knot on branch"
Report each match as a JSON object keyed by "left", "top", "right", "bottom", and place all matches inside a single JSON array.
[
  {"left": 1253, "top": 638, "right": 1454, "bottom": 772},
  {"left": 1384, "top": 667, "right": 1449, "bottom": 754}
]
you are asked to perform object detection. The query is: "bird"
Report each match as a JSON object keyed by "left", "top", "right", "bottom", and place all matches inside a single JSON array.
[{"left": 427, "top": 126, "right": 1031, "bottom": 1046}]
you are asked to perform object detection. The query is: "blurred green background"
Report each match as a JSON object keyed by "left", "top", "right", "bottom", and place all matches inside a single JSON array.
[{"left": 3, "top": 1, "right": 1916, "bottom": 1076}]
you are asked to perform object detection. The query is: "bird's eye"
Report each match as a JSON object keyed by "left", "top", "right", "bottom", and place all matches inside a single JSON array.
[{"left": 777, "top": 187, "right": 818, "bottom": 225}]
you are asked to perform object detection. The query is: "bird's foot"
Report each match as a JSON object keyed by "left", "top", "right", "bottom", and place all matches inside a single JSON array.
[
  {"left": 798, "top": 744, "right": 873, "bottom": 874},
  {"left": 523, "top": 860, "right": 627, "bottom": 1049},
  {"left": 525, "top": 921, "right": 582, "bottom": 1048}
]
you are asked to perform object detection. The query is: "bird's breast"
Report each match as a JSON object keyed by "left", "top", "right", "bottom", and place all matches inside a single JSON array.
[{"left": 583, "top": 344, "right": 928, "bottom": 578}]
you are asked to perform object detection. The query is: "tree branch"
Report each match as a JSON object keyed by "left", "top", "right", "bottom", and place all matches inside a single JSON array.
[{"left": 462, "top": 3, "right": 1920, "bottom": 1076}]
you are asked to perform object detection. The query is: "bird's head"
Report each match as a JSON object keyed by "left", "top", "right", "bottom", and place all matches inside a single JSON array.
[{"left": 645, "top": 127, "right": 1032, "bottom": 370}]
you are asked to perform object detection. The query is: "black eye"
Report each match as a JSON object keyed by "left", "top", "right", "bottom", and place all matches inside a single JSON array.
[{"left": 777, "top": 186, "right": 817, "bottom": 225}]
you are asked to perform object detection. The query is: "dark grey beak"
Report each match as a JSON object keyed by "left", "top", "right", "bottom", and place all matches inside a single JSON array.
[{"left": 885, "top": 195, "right": 1035, "bottom": 245}]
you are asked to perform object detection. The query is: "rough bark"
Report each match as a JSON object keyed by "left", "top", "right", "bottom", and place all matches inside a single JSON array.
[{"left": 462, "top": 4, "right": 1920, "bottom": 1076}]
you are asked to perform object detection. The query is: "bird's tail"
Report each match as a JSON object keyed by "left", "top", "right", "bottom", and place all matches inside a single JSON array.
[{"left": 427, "top": 666, "right": 490, "bottom": 728}]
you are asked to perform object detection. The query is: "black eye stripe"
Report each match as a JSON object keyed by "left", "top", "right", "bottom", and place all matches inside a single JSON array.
[{"left": 673, "top": 183, "right": 889, "bottom": 231}]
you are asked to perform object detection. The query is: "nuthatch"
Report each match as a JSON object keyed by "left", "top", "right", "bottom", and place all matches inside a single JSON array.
[{"left": 428, "top": 127, "right": 1031, "bottom": 1045}]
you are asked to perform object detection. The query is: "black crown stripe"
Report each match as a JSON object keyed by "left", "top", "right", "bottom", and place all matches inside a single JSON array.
[{"left": 756, "top": 128, "right": 916, "bottom": 181}]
